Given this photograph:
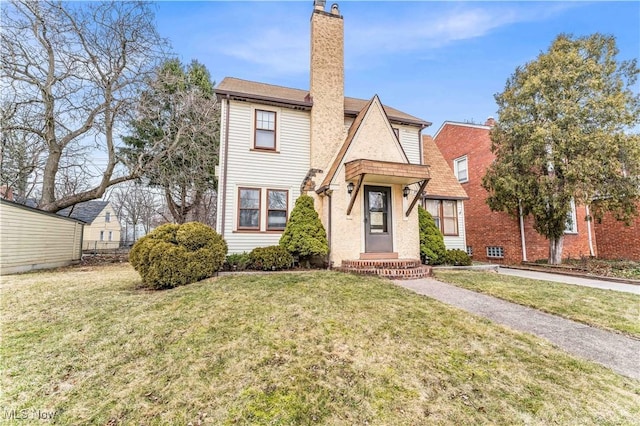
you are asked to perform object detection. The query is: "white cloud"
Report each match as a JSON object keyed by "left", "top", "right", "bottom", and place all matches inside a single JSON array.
[{"left": 207, "top": 2, "right": 578, "bottom": 77}]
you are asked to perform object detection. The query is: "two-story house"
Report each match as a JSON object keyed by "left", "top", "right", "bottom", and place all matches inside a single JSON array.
[
  {"left": 58, "top": 200, "right": 121, "bottom": 250},
  {"left": 433, "top": 119, "right": 596, "bottom": 264},
  {"left": 215, "top": 1, "right": 463, "bottom": 276}
]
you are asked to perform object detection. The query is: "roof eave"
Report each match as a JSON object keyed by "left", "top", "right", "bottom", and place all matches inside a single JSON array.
[{"left": 215, "top": 89, "right": 313, "bottom": 110}]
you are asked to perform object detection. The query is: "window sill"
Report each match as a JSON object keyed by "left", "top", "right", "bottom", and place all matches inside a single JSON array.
[
  {"left": 233, "top": 230, "right": 284, "bottom": 234},
  {"left": 250, "top": 148, "right": 280, "bottom": 154}
]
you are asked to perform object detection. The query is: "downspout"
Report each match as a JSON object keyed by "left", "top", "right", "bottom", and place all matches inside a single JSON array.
[
  {"left": 518, "top": 200, "right": 527, "bottom": 262},
  {"left": 220, "top": 95, "right": 230, "bottom": 238},
  {"left": 418, "top": 127, "right": 424, "bottom": 165},
  {"left": 585, "top": 204, "right": 595, "bottom": 257}
]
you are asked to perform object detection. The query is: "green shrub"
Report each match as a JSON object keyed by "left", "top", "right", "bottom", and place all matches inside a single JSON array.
[
  {"left": 225, "top": 252, "right": 251, "bottom": 271},
  {"left": 418, "top": 206, "right": 446, "bottom": 265},
  {"left": 248, "top": 246, "right": 294, "bottom": 271},
  {"left": 279, "top": 194, "right": 329, "bottom": 267},
  {"left": 129, "top": 222, "right": 227, "bottom": 289},
  {"left": 444, "top": 249, "right": 472, "bottom": 266}
]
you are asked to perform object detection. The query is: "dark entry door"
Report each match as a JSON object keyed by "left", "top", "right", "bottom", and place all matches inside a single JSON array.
[{"left": 364, "top": 185, "right": 393, "bottom": 253}]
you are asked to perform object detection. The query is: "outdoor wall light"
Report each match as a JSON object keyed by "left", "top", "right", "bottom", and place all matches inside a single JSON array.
[
  {"left": 347, "top": 182, "right": 354, "bottom": 194},
  {"left": 403, "top": 186, "right": 410, "bottom": 198}
]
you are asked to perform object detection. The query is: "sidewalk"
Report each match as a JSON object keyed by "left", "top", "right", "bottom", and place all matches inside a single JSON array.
[
  {"left": 498, "top": 267, "right": 640, "bottom": 295},
  {"left": 397, "top": 278, "right": 640, "bottom": 380}
]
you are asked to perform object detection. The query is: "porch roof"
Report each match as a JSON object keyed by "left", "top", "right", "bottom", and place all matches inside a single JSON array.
[{"left": 344, "top": 159, "right": 430, "bottom": 185}]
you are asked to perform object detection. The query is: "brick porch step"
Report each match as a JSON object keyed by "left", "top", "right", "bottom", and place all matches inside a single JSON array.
[{"left": 336, "top": 259, "right": 432, "bottom": 280}]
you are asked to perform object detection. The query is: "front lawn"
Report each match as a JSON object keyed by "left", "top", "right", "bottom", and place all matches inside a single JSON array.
[
  {"left": 1, "top": 265, "right": 639, "bottom": 424},
  {"left": 434, "top": 270, "right": 640, "bottom": 338}
]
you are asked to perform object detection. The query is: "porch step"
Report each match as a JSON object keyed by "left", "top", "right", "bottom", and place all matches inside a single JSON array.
[{"left": 337, "top": 259, "right": 432, "bottom": 280}]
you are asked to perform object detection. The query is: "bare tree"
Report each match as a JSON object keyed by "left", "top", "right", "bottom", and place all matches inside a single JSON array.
[
  {"left": 110, "top": 182, "right": 160, "bottom": 242},
  {"left": 1, "top": 1, "right": 169, "bottom": 212}
]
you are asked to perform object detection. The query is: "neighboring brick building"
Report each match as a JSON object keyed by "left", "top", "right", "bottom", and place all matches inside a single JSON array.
[
  {"left": 594, "top": 211, "right": 640, "bottom": 261},
  {"left": 432, "top": 120, "right": 596, "bottom": 264}
]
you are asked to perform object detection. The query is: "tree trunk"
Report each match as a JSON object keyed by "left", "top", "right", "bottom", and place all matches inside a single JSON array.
[{"left": 549, "top": 235, "right": 564, "bottom": 265}]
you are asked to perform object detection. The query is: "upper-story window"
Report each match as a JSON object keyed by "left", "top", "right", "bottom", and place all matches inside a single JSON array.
[
  {"left": 392, "top": 127, "right": 400, "bottom": 139},
  {"left": 105, "top": 212, "right": 111, "bottom": 222},
  {"left": 255, "top": 110, "right": 276, "bottom": 150},
  {"left": 454, "top": 156, "right": 468, "bottom": 183}
]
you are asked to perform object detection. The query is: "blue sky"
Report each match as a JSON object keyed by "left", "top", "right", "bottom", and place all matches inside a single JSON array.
[{"left": 154, "top": 1, "right": 639, "bottom": 134}]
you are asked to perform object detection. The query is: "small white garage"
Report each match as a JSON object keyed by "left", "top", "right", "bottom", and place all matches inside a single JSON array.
[{"left": 1, "top": 198, "right": 84, "bottom": 275}]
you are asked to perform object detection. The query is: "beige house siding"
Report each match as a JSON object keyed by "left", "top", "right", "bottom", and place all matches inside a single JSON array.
[
  {"left": 1, "top": 200, "right": 83, "bottom": 275},
  {"left": 82, "top": 203, "right": 121, "bottom": 250},
  {"left": 217, "top": 99, "right": 311, "bottom": 253}
]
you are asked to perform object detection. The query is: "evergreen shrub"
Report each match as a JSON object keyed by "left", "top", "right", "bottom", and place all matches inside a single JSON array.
[
  {"left": 445, "top": 249, "right": 472, "bottom": 266},
  {"left": 418, "top": 206, "right": 446, "bottom": 265},
  {"left": 279, "top": 194, "right": 329, "bottom": 267},
  {"left": 248, "top": 246, "right": 294, "bottom": 271},
  {"left": 129, "top": 222, "right": 227, "bottom": 289}
]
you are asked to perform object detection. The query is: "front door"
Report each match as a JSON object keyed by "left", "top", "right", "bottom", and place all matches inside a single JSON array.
[{"left": 364, "top": 185, "right": 393, "bottom": 253}]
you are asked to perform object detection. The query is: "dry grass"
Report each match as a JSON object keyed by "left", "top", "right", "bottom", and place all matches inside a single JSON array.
[
  {"left": 434, "top": 270, "right": 640, "bottom": 338},
  {"left": 1, "top": 264, "right": 639, "bottom": 425}
]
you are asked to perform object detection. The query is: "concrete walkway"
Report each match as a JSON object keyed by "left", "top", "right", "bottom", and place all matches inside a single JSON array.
[
  {"left": 398, "top": 278, "right": 640, "bottom": 380},
  {"left": 498, "top": 267, "right": 640, "bottom": 295}
]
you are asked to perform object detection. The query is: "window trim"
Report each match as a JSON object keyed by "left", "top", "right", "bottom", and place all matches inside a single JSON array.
[
  {"left": 254, "top": 109, "right": 277, "bottom": 151},
  {"left": 425, "top": 199, "right": 459, "bottom": 236},
  {"left": 237, "top": 187, "right": 261, "bottom": 231},
  {"left": 267, "top": 189, "right": 289, "bottom": 231},
  {"left": 105, "top": 212, "right": 111, "bottom": 222},
  {"left": 454, "top": 155, "right": 468, "bottom": 183}
]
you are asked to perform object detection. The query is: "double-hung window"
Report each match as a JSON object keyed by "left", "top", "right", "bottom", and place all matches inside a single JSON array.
[
  {"left": 255, "top": 110, "right": 276, "bottom": 150},
  {"left": 454, "top": 156, "right": 468, "bottom": 183},
  {"left": 105, "top": 212, "right": 111, "bottom": 222},
  {"left": 425, "top": 199, "right": 459, "bottom": 236},
  {"left": 267, "top": 190, "right": 288, "bottom": 230},
  {"left": 238, "top": 188, "right": 261, "bottom": 230}
]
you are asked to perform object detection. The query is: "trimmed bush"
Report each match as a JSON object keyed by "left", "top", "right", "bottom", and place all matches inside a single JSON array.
[
  {"left": 225, "top": 252, "right": 251, "bottom": 271},
  {"left": 248, "top": 246, "right": 294, "bottom": 271},
  {"left": 279, "top": 194, "right": 329, "bottom": 266},
  {"left": 418, "top": 206, "right": 446, "bottom": 265},
  {"left": 129, "top": 222, "right": 227, "bottom": 289},
  {"left": 445, "top": 249, "right": 472, "bottom": 266}
]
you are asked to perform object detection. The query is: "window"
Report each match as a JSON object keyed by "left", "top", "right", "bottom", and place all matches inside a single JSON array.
[
  {"left": 392, "top": 127, "right": 400, "bottom": 139},
  {"left": 100, "top": 230, "right": 104, "bottom": 241},
  {"left": 108, "top": 231, "right": 113, "bottom": 241},
  {"left": 238, "top": 188, "right": 260, "bottom": 229},
  {"left": 454, "top": 156, "right": 468, "bottom": 183},
  {"left": 255, "top": 110, "right": 276, "bottom": 150},
  {"left": 105, "top": 212, "right": 111, "bottom": 222},
  {"left": 267, "top": 190, "right": 288, "bottom": 230},
  {"left": 486, "top": 246, "right": 504, "bottom": 258},
  {"left": 425, "top": 199, "right": 458, "bottom": 236},
  {"left": 565, "top": 199, "right": 578, "bottom": 234}
]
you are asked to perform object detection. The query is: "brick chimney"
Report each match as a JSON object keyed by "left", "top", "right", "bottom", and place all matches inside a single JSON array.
[
  {"left": 310, "top": 0, "right": 345, "bottom": 171},
  {"left": 484, "top": 116, "right": 496, "bottom": 127}
]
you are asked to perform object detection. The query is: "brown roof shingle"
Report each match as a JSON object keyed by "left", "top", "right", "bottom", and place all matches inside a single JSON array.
[
  {"left": 216, "top": 77, "right": 430, "bottom": 127},
  {"left": 422, "top": 135, "right": 468, "bottom": 200}
]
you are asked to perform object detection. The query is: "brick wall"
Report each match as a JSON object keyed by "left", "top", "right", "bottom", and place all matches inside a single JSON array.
[
  {"left": 594, "top": 211, "right": 640, "bottom": 261},
  {"left": 433, "top": 122, "right": 595, "bottom": 264}
]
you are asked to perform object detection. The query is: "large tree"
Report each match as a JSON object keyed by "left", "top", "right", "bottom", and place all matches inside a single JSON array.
[
  {"left": 122, "top": 59, "right": 219, "bottom": 224},
  {"left": 483, "top": 34, "right": 640, "bottom": 264},
  {"left": 1, "top": 0, "right": 168, "bottom": 211}
]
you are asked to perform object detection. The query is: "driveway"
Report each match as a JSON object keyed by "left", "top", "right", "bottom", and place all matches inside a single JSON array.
[
  {"left": 498, "top": 267, "right": 640, "bottom": 295},
  {"left": 397, "top": 278, "right": 640, "bottom": 380}
]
